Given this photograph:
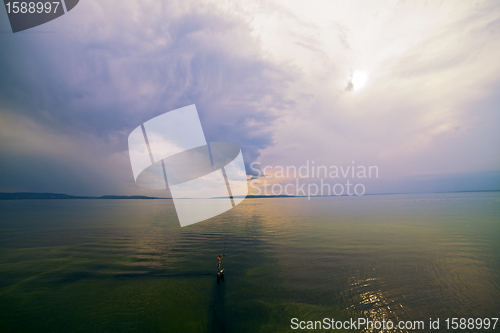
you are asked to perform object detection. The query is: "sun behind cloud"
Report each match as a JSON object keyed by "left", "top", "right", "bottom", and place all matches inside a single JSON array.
[{"left": 351, "top": 71, "right": 368, "bottom": 91}]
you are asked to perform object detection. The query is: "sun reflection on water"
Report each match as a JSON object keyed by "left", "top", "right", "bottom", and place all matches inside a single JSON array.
[{"left": 348, "top": 277, "right": 411, "bottom": 333}]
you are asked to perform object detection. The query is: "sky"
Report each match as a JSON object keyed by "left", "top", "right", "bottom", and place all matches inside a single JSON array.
[{"left": 0, "top": 0, "right": 499, "bottom": 196}]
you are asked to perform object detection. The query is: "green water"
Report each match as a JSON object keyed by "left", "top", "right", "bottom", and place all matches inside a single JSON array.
[{"left": 0, "top": 193, "right": 499, "bottom": 332}]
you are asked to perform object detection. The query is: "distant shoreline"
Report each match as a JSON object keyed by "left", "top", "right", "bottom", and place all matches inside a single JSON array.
[
  {"left": 0, "top": 193, "right": 170, "bottom": 200},
  {"left": 0, "top": 190, "right": 499, "bottom": 200}
]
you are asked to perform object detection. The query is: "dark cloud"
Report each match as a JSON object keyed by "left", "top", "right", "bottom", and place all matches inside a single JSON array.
[
  {"left": 0, "top": 0, "right": 293, "bottom": 194},
  {"left": 345, "top": 80, "right": 353, "bottom": 91},
  {"left": 1, "top": 0, "right": 499, "bottom": 195}
]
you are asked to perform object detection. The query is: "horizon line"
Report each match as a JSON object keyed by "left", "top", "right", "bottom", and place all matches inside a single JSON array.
[{"left": 0, "top": 189, "right": 499, "bottom": 200}]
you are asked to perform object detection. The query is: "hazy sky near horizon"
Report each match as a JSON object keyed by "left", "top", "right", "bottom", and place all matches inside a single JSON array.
[{"left": 0, "top": 0, "right": 499, "bottom": 196}]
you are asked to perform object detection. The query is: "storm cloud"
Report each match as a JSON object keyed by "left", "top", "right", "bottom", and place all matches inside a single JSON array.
[
  {"left": 0, "top": 0, "right": 292, "bottom": 195},
  {"left": 0, "top": 0, "right": 499, "bottom": 195}
]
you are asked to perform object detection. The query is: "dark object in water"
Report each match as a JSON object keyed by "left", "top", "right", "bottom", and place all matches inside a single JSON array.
[{"left": 217, "top": 269, "right": 225, "bottom": 284}]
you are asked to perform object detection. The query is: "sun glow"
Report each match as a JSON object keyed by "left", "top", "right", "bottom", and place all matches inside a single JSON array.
[{"left": 352, "top": 71, "right": 368, "bottom": 90}]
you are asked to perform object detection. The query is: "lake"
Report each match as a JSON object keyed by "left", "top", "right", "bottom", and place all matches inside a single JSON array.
[{"left": 0, "top": 192, "right": 499, "bottom": 332}]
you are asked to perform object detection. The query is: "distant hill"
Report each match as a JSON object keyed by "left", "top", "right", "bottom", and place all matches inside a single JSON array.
[
  {"left": 0, "top": 192, "right": 297, "bottom": 200},
  {"left": 0, "top": 193, "right": 169, "bottom": 200},
  {"left": 2, "top": 190, "right": 496, "bottom": 200},
  {"left": 243, "top": 195, "right": 296, "bottom": 198}
]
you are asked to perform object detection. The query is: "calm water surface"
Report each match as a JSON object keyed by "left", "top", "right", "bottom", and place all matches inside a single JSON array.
[{"left": 0, "top": 193, "right": 499, "bottom": 332}]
